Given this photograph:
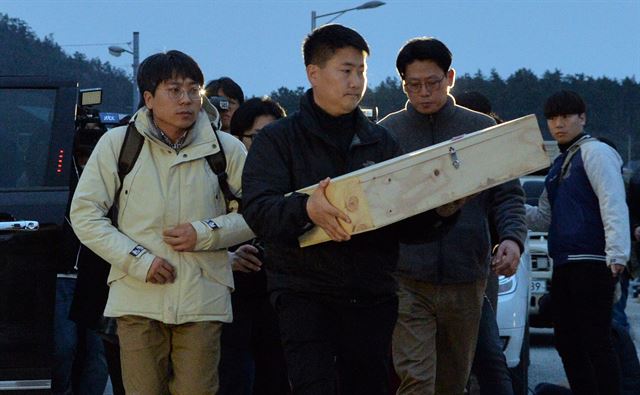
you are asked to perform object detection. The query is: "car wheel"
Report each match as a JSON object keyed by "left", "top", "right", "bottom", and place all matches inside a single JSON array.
[{"left": 510, "top": 324, "right": 530, "bottom": 395}]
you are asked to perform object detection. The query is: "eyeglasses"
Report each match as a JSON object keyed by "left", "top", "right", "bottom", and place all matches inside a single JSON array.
[
  {"left": 404, "top": 74, "right": 447, "bottom": 94},
  {"left": 162, "top": 86, "right": 203, "bottom": 101}
]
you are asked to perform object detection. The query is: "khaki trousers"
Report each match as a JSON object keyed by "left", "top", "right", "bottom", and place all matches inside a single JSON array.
[
  {"left": 392, "top": 277, "right": 486, "bottom": 395},
  {"left": 116, "top": 315, "right": 222, "bottom": 395}
]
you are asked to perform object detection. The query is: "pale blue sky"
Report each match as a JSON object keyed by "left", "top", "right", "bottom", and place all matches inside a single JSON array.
[{"left": 2, "top": 0, "right": 638, "bottom": 97}]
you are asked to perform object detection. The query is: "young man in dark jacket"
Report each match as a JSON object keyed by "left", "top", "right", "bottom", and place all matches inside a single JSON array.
[
  {"left": 527, "top": 90, "right": 629, "bottom": 395},
  {"left": 242, "top": 25, "right": 455, "bottom": 395},
  {"left": 379, "top": 38, "right": 527, "bottom": 395}
]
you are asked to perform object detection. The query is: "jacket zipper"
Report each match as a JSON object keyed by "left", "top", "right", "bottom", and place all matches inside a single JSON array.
[{"left": 427, "top": 114, "right": 445, "bottom": 283}]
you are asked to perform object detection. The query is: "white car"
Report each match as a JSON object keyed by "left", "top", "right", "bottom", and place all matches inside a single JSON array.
[
  {"left": 497, "top": 240, "right": 531, "bottom": 395},
  {"left": 519, "top": 176, "right": 554, "bottom": 328},
  {"left": 528, "top": 231, "right": 553, "bottom": 327}
]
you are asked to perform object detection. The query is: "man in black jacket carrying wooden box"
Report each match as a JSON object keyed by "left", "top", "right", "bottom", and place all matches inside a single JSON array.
[{"left": 242, "top": 25, "right": 456, "bottom": 395}]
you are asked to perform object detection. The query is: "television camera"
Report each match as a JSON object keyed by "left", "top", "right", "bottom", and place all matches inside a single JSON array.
[
  {"left": 76, "top": 88, "right": 130, "bottom": 142},
  {"left": 75, "top": 88, "right": 130, "bottom": 166}
]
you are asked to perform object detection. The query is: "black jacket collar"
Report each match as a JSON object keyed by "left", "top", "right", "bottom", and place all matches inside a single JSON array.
[{"left": 299, "top": 89, "right": 380, "bottom": 148}]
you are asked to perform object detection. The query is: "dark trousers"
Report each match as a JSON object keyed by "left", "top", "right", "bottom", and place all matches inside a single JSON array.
[
  {"left": 218, "top": 294, "right": 290, "bottom": 395},
  {"left": 471, "top": 295, "right": 514, "bottom": 395},
  {"left": 552, "top": 261, "right": 620, "bottom": 395},
  {"left": 534, "top": 324, "right": 640, "bottom": 395},
  {"left": 53, "top": 278, "right": 108, "bottom": 395},
  {"left": 102, "top": 338, "right": 125, "bottom": 395},
  {"left": 273, "top": 292, "right": 398, "bottom": 395}
]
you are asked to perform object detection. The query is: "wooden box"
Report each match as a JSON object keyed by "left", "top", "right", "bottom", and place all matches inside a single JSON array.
[{"left": 298, "top": 114, "right": 550, "bottom": 247}]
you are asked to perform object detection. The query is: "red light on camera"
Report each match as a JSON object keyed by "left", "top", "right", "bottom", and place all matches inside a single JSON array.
[{"left": 56, "top": 149, "right": 65, "bottom": 175}]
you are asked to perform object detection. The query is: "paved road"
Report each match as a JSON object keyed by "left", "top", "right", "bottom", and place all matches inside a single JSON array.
[{"left": 529, "top": 288, "right": 640, "bottom": 393}]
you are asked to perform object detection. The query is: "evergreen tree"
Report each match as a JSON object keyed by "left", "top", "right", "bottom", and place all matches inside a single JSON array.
[{"left": 269, "top": 86, "right": 305, "bottom": 115}]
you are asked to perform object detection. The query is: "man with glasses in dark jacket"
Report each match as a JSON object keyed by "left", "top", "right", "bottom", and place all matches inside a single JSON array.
[
  {"left": 242, "top": 25, "right": 457, "bottom": 395},
  {"left": 379, "top": 38, "right": 527, "bottom": 395}
]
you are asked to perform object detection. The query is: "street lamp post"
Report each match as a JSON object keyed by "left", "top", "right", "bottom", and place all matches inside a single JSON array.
[
  {"left": 108, "top": 31, "right": 140, "bottom": 114},
  {"left": 311, "top": 1, "right": 385, "bottom": 31}
]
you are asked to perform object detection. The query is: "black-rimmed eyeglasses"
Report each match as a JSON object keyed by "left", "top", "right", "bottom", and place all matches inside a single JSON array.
[{"left": 403, "top": 74, "right": 447, "bottom": 94}]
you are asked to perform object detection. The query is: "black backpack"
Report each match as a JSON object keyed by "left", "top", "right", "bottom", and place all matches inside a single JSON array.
[{"left": 69, "top": 122, "right": 238, "bottom": 329}]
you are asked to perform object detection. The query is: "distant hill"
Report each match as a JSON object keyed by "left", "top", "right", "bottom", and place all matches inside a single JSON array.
[{"left": 0, "top": 14, "right": 133, "bottom": 114}]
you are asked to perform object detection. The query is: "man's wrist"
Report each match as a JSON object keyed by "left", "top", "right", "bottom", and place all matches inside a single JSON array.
[
  {"left": 500, "top": 237, "right": 524, "bottom": 254},
  {"left": 300, "top": 193, "right": 314, "bottom": 231}
]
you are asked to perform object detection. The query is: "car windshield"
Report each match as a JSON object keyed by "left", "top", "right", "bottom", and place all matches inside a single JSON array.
[{"left": 0, "top": 88, "right": 64, "bottom": 190}]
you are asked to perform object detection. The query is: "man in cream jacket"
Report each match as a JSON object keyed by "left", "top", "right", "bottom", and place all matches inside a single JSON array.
[{"left": 71, "top": 50, "right": 254, "bottom": 394}]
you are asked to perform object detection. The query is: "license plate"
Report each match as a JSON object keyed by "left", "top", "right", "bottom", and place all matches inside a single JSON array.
[{"left": 530, "top": 280, "right": 547, "bottom": 293}]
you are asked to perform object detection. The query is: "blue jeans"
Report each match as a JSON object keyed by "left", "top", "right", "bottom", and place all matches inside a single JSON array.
[
  {"left": 611, "top": 272, "right": 630, "bottom": 331},
  {"left": 53, "top": 277, "right": 108, "bottom": 395},
  {"left": 472, "top": 295, "right": 514, "bottom": 395}
]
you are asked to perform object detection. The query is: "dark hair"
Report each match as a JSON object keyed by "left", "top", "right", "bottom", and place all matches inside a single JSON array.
[
  {"left": 543, "top": 90, "right": 586, "bottom": 119},
  {"left": 455, "top": 90, "right": 504, "bottom": 124},
  {"left": 136, "top": 50, "right": 204, "bottom": 100},
  {"left": 456, "top": 91, "right": 492, "bottom": 115},
  {"left": 229, "top": 97, "right": 286, "bottom": 137},
  {"left": 204, "top": 77, "right": 245, "bottom": 105},
  {"left": 303, "top": 24, "right": 370, "bottom": 67},
  {"left": 396, "top": 37, "right": 452, "bottom": 79}
]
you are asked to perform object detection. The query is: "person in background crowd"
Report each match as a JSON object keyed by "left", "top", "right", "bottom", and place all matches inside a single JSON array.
[
  {"left": 69, "top": 116, "right": 132, "bottom": 395},
  {"left": 54, "top": 122, "right": 108, "bottom": 395},
  {"left": 456, "top": 90, "right": 516, "bottom": 395},
  {"left": 631, "top": 170, "right": 640, "bottom": 247},
  {"left": 241, "top": 24, "right": 459, "bottom": 395},
  {"left": 618, "top": 165, "right": 640, "bottom": 330},
  {"left": 379, "top": 38, "right": 527, "bottom": 395},
  {"left": 70, "top": 50, "right": 254, "bottom": 394},
  {"left": 218, "top": 96, "right": 290, "bottom": 395},
  {"left": 526, "top": 90, "right": 629, "bottom": 395},
  {"left": 228, "top": 97, "right": 284, "bottom": 150},
  {"left": 205, "top": 77, "right": 244, "bottom": 132}
]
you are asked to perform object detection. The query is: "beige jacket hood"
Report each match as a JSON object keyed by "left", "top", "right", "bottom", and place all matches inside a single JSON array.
[{"left": 70, "top": 107, "right": 254, "bottom": 324}]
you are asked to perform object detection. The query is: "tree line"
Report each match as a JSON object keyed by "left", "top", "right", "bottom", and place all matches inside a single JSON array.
[
  {"left": 270, "top": 70, "right": 640, "bottom": 165},
  {"left": 2, "top": 14, "right": 638, "bottom": 164}
]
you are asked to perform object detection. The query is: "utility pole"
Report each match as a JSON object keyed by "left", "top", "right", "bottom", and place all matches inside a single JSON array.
[
  {"left": 132, "top": 32, "right": 139, "bottom": 112},
  {"left": 109, "top": 31, "right": 140, "bottom": 113}
]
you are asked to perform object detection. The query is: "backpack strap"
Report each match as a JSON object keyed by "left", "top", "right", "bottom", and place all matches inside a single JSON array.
[
  {"left": 205, "top": 127, "right": 241, "bottom": 212},
  {"left": 559, "top": 135, "right": 597, "bottom": 182},
  {"left": 117, "top": 123, "right": 145, "bottom": 183},
  {"left": 110, "top": 123, "right": 145, "bottom": 227}
]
